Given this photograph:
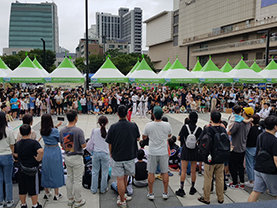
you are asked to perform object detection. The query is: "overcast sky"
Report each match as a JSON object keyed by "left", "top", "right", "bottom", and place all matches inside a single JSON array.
[{"left": 0, "top": 0, "right": 173, "bottom": 55}]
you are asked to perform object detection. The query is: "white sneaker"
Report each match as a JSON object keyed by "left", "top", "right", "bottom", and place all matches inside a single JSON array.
[
  {"left": 116, "top": 199, "right": 126, "bottom": 208},
  {"left": 6, "top": 200, "right": 14, "bottom": 208},
  {"left": 117, "top": 194, "right": 132, "bottom": 202},
  {"left": 68, "top": 199, "right": 75, "bottom": 206},
  {"left": 0, "top": 202, "right": 4, "bottom": 208},
  {"left": 147, "top": 193, "right": 154, "bottom": 200},
  {"left": 53, "top": 193, "right": 63, "bottom": 201},
  {"left": 162, "top": 192, "right": 169, "bottom": 200},
  {"left": 74, "top": 199, "right": 86, "bottom": 208},
  {"left": 43, "top": 191, "right": 52, "bottom": 200},
  {"left": 245, "top": 181, "right": 254, "bottom": 188}
]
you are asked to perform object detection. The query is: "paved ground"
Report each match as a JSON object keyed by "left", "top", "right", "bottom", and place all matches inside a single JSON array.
[{"left": 8, "top": 113, "right": 275, "bottom": 208}]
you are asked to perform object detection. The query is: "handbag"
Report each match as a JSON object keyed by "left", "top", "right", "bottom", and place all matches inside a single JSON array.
[
  {"left": 20, "top": 163, "right": 38, "bottom": 176},
  {"left": 254, "top": 135, "right": 277, "bottom": 174}
]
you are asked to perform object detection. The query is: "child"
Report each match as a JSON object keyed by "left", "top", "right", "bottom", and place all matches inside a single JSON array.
[
  {"left": 133, "top": 149, "right": 148, "bottom": 188},
  {"left": 221, "top": 96, "right": 226, "bottom": 112},
  {"left": 180, "top": 105, "right": 186, "bottom": 113},
  {"left": 93, "top": 105, "right": 100, "bottom": 115},
  {"left": 19, "top": 97, "right": 25, "bottom": 120},
  {"left": 174, "top": 103, "right": 180, "bottom": 114},
  {"left": 106, "top": 106, "right": 113, "bottom": 114},
  {"left": 16, "top": 114, "right": 37, "bottom": 142},
  {"left": 162, "top": 105, "right": 169, "bottom": 114},
  {"left": 77, "top": 97, "right": 82, "bottom": 114}
]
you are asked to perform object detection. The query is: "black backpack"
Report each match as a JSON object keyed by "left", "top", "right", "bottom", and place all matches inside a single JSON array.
[
  {"left": 198, "top": 129, "right": 212, "bottom": 161},
  {"left": 210, "top": 126, "right": 230, "bottom": 163}
]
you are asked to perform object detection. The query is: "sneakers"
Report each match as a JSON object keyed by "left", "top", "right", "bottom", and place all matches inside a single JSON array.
[
  {"left": 0, "top": 202, "right": 4, "bottom": 208},
  {"left": 43, "top": 192, "right": 52, "bottom": 200},
  {"left": 147, "top": 193, "right": 155, "bottom": 200},
  {"left": 117, "top": 194, "right": 132, "bottom": 202},
  {"left": 162, "top": 192, "right": 169, "bottom": 200},
  {"left": 168, "top": 171, "right": 174, "bottom": 176},
  {"left": 101, "top": 188, "right": 109, "bottom": 194},
  {"left": 53, "top": 193, "right": 63, "bottom": 201},
  {"left": 228, "top": 183, "right": 239, "bottom": 189},
  {"left": 116, "top": 200, "right": 126, "bottom": 208},
  {"left": 6, "top": 200, "right": 14, "bottom": 208},
  {"left": 245, "top": 181, "right": 254, "bottom": 188},
  {"left": 21, "top": 204, "right": 27, "bottom": 208},
  {"left": 198, "top": 172, "right": 203, "bottom": 176},
  {"left": 189, "top": 187, "right": 197, "bottom": 195},
  {"left": 239, "top": 183, "right": 245, "bottom": 190},
  {"left": 175, "top": 188, "right": 186, "bottom": 197},
  {"left": 155, "top": 175, "right": 163, "bottom": 181},
  {"left": 32, "top": 203, "right": 42, "bottom": 208},
  {"left": 68, "top": 199, "right": 75, "bottom": 206},
  {"left": 74, "top": 199, "right": 86, "bottom": 207}
]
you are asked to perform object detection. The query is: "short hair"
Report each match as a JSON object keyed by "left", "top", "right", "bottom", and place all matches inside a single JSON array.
[
  {"left": 22, "top": 114, "right": 33, "bottom": 125},
  {"left": 221, "top": 120, "right": 228, "bottom": 128},
  {"left": 117, "top": 105, "right": 127, "bottom": 118},
  {"left": 0, "top": 103, "right": 6, "bottom": 109},
  {"left": 171, "top": 135, "right": 177, "bottom": 143},
  {"left": 264, "top": 116, "right": 277, "bottom": 130},
  {"left": 233, "top": 105, "right": 242, "bottom": 114},
  {"left": 162, "top": 116, "right": 168, "bottom": 122},
  {"left": 139, "top": 140, "right": 145, "bottom": 148},
  {"left": 20, "top": 124, "right": 31, "bottom": 136},
  {"left": 137, "top": 149, "right": 145, "bottom": 160},
  {"left": 211, "top": 110, "right": 221, "bottom": 124},
  {"left": 66, "top": 109, "right": 78, "bottom": 122},
  {"left": 189, "top": 112, "right": 198, "bottom": 125},
  {"left": 251, "top": 114, "right": 260, "bottom": 125}
]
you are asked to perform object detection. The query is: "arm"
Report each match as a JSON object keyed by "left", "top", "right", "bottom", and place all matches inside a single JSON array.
[
  {"left": 142, "top": 135, "right": 148, "bottom": 140},
  {"left": 274, "top": 156, "right": 277, "bottom": 168},
  {"left": 34, "top": 148, "right": 44, "bottom": 162},
  {"left": 243, "top": 118, "right": 254, "bottom": 123},
  {"left": 109, "top": 144, "right": 112, "bottom": 157},
  {"left": 10, "top": 144, "right": 14, "bottom": 154}
]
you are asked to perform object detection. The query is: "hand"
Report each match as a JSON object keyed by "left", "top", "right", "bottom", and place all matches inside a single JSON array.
[
  {"left": 57, "top": 121, "right": 62, "bottom": 126},
  {"left": 34, "top": 156, "right": 41, "bottom": 162}
]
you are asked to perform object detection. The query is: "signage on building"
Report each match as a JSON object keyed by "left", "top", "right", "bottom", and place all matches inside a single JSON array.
[{"left": 261, "top": 0, "right": 277, "bottom": 8}]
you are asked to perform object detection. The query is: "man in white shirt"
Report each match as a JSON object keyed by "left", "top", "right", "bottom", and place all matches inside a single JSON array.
[
  {"left": 131, "top": 93, "right": 139, "bottom": 117},
  {"left": 258, "top": 103, "right": 271, "bottom": 120},
  {"left": 142, "top": 106, "right": 172, "bottom": 201}
]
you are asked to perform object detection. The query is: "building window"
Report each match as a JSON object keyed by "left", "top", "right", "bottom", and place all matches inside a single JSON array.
[
  {"left": 256, "top": 52, "right": 263, "bottom": 59},
  {"left": 221, "top": 25, "right": 233, "bottom": 33},
  {"left": 174, "top": 15, "right": 179, "bottom": 24},
  {"left": 109, "top": 45, "right": 115, "bottom": 48},
  {"left": 12, "top": 51, "right": 16, "bottom": 55},
  {"left": 173, "top": 25, "right": 178, "bottom": 34},
  {"left": 173, "top": 36, "right": 178, "bottom": 46},
  {"left": 124, "top": 45, "right": 127, "bottom": 49},
  {"left": 242, "top": 53, "right": 248, "bottom": 60}
]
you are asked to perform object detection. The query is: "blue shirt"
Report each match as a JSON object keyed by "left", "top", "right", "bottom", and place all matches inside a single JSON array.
[
  {"left": 30, "top": 97, "right": 35, "bottom": 107},
  {"left": 10, "top": 98, "right": 18, "bottom": 109},
  {"left": 234, "top": 114, "right": 244, "bottom": 122}
]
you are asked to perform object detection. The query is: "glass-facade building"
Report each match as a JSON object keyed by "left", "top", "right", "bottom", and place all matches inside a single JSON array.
[{"left": 9, "top": 2, "right": 59, "bottom": 52}]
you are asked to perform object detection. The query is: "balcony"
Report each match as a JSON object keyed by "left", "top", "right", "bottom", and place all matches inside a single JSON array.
[{"left": 192, "top": 37, "right": 277, "bottom": 56}]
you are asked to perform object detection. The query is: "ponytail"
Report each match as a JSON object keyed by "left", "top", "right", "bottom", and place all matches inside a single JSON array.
[{"left": 98, "top": 116, "right": 108, "bottom": 139}]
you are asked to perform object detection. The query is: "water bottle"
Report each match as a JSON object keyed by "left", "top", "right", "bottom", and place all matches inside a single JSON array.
[{"left": 208, "top": 154, "right": 212, "bottom": 163}]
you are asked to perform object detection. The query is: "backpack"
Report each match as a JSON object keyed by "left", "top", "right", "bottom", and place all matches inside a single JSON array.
[
  {"left": 210, "top": 126, "right": 230, "bottom": 163},
  {"left": 185, "top": 125, "right": 199, "bottom": 149},
  {"left": 198, "top": 130, "right": 212, "bottom": 161}
]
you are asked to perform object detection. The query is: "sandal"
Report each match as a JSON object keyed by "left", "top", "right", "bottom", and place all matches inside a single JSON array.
[
  {"left": 198, "top": 197, "right": 210, "bottom": 204},
  {"left": 218, "top": 200, "right": 224, "bottom": 204}
]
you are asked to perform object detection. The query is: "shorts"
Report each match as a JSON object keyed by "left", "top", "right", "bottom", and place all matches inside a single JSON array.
[
  {"left": 253, "top": 170, "right": 277, "bottom": 196},
  {"left": 30, "top": 107, "right": 34, "bottom": 110},
  {"left": 18, "top": 170, "right": 40, "bottom": 196},
  {"left": 20, "top": 110, "right": 25, "bottom": 115},
  {"left": 147, "top": 154, "right": 169, "bottom": 174},
  {"left": 112, "top": 159, "right": 135, "bottom": 177},
  {"left": 11, "top": 109, "right": 18, "bottom": 113}
]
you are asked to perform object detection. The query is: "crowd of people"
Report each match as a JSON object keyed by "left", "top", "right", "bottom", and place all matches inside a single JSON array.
[
  {"left": 0, "top": 85, "right": 277, "bottom": 208},
  {"left": 1, "top": 84, "right": 277, "bottom": 120}
]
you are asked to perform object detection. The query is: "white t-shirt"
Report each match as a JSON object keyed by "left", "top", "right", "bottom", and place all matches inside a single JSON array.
[
  {"left": 143, "top": 121, "right": 172, "bottom": 156},
  {"left": 0, "top": 127, "right": 16, "bottom": 155}
]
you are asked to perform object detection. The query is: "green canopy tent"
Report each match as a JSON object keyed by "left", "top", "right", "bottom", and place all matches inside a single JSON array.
[
  {"left": 259, "top": 59, "right": 277, "bottom": 83},
  {"left": 196, "top": 59, "right": 233, "bottom": 83},
  {"left": 126, "top": 60, "right": 140, "bottom": 77},
  {"left": 33, "top": 58, "right": 49, "bottom": 76},
  {"left": 0, "top": 58, "right": 12, "bottom": 75},
  {"left": 128, "top": 58, "right": 163, "bottom": 83},
  {"left": 250, "top": 60, "right": 262, "bottom": 73},
  {"left": 91, "top": 58, "right": 128, "bottom": 83},
  {"left": 191, "top": 59, "right": 202, "bottom": 72},
  {"left": 7, "top": 56, "right": 45, "bottom": 83},
  {"left": 158, "top": 59, "right": 172, "bottom": 78},
  {"left": 220, "top": 60, "right": 233, "bottom": 73},
  {"left": 163, "top": 58, "right": 198, "bottom": 83},
  {"left": 46, "top": 58, "right": 84, "bottom": 83},
  {"left": 227, "top": 59, "right": 264, "bottom": 83}
]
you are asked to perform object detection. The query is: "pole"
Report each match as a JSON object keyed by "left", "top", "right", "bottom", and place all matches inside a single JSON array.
[
  {"left": 85, "top": 0, "right": 89, "bottom": 90},
  {"left": 265, "top": 29, "right": 270, "bottom": 66},
  {"left": 41, "top": 38, "right": 46, "bottom": 69},
  {"left": 187, "top": 46, "right": 190, "bottom": 70}
]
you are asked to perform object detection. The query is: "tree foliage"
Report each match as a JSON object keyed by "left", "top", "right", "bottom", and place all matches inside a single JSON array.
[{"left": 1, "top": 49, "right": 56, "bottom": 72}]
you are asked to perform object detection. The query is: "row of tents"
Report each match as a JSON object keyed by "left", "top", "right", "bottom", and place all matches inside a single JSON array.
[{"left": 0, "top": 55, "right": 277, "bottom": 84}]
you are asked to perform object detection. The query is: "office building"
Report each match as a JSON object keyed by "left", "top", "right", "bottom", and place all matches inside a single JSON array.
[
  {"left": 96, "top": 7, "right": 142, "bottom": 53},
  {"left": 76, "top": 39, "right": 103, "bottom": 58},
  {"left": 105, "top": 40, "right": 129, "bottom": 53},
  {"left": 85, "top": 25, "right": 98, "bottom": 39},
  {"left": 9, "top": 1, "right": 59, "bottom": 52},
  {"left": 145, "top": 0, "right": 277, "bottom": 70}
]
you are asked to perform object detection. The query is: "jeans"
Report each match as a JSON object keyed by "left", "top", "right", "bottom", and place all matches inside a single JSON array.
[
  {"left": 64, "top": 155, "right": 84, "bottom": 201},
  {"left": 0, "top": 154, "right": 14, "bottom": 202},
  {"left": 91, "top": 152, "right": 110, "bottom": 193},
  {"left": 87, "top": 104, "right": 92, "bottom": 112},
  {"left": 245, "top": 147, "right": 256, "bottom": 182},
  {"left": 229, "top": 151, "right": 245, "bottom": 185}
]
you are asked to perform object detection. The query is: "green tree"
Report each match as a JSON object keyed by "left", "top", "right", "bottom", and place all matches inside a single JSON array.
[
  {"left": 88, "top": 54, "right": 105, "bottom": 73},
  {"left": 74, "top": 57, "right": 86, "bottom": 73}
]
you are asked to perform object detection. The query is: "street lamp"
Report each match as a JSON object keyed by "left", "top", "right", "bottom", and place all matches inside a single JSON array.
[
  {"left": 41, "top": 38, "right": 46, "bottom": 69},
  {"left": 85, "top": 0, "right": 89, "bottom": 90}
]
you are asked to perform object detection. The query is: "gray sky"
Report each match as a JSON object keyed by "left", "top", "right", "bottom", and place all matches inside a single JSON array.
[{"left": 0, "top": 0, "right": 172, "bottom": 55}]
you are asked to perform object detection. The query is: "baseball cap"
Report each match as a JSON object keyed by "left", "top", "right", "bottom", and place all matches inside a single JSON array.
[
  {"left": 153, "top": 106, "right": 163, "bottom": 118},
  {"left": 243, "top": 107, "right": 254, "bottom": 117}
]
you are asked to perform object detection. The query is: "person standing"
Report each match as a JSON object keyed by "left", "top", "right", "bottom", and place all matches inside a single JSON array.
[
  {"left": 10, "top": 93, "right": 18, "bottom": 119},
  {"left": 86, "top": 116, "right": 110, "bottom": 194},
  {"left": 0, "top": 112, "right": 16, "bottom": 208},
  {"left": 40, "top": 114, "right": 64, "bottom": 201},
  {"left": 175, "top": 112, "right": 202, "bottom": 197},
  {"left": 14, "top": 124, "right": 44, "bottom": 208},
  {"left": 142, "top": 106, "right": 172, "bottom": 201},
  {"left": 248, "top": 116, "right": 277, "bottom": 202},
  {"left": 80, "top": 94, "right": 87, "bottom": 114},
  {"left": 59, "top": 110, "right": 86, "bottom": 207},
  {"left": 54, "top": 91, "right": 63, "bottom": 115},
  {"left": 106, "top": 105, "right": 140, "bottom": 208},
  {"left": 198, "top": 110, "right": 228, "bottom": 204}
]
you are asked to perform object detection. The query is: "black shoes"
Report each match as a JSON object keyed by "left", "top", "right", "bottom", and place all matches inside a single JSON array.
[
  {"left": 189, "top": 187, "right": 197, "bottom": 195},
  {"left": 175, "top": 188, "right": 186, "bottom": 197}
]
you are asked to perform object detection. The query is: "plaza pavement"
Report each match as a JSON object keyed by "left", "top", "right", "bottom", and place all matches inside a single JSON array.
[{"left": 9, "top": 113, "right": 275, "bottom": 208}]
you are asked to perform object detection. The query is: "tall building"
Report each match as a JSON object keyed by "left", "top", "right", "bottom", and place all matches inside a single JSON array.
[
  {"left": 9, "top": 1, "right": 59, "bottom": 52},
  {"left": 145, "top": 0, "right": 277, "bottom": 70},
  {"left": 96, "top": 7, "right": 142, "bottom": 53},
  {"left": 85, "top": 25, "right": 98, "bottom": 39}
]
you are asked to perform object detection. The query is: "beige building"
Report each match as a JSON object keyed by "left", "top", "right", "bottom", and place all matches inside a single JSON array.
[
  {"left": 105, "top": 40, "right": 129, "bottom": 53},
  {"left": 75, "top": 39, "right": 103, "bottom": 58},
  {"left": 145, "top": 0, "right": 277, "bottom": 71}
]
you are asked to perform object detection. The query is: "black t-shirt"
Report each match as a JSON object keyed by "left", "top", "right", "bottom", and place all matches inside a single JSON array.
[
  {"left": 255, "top": 131, "right": 277, "bottom": 159},
  {"left": 106, "top": 119, "right": 140, "bottom": 161},
  {"left": 178, "top": 123, "right": 202, "bottom": 147},
  {"left": 135, "top": 161, "right": 148, "bottom": 180},
  {"left": 246, "top": 125, "right": 263, "bottom": 147},
  {"left": 15, "top": 139, "right": 42, "bottom": 168}
]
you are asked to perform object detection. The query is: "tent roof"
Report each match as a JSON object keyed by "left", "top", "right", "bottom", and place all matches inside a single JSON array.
[
  {"left": 191, "top": 60, "right": 202, "bottom": 72},
  {"left": 200, "top": 59, "right": 220, "bottom": 72},
  {"left": 129, "top": 59, "right": 158, "bottom": 79},
  {"left": 233, "top": 59, "right": 250, "bottom": 70},
  {"left": 126, "top": 61, "right": 140, "bottom": 77},
  {"left": 135, "top": 58, "right": 154, "bottom": 72},
  {"left": 158, "top": 61, "right": 172, "bottom": 77},
  {"left": 264, "top": 59, "right": 277, "bottom": 70},
  {"left": 259, "top": 60, "right": 277, "bottom": 80},
  {"left": 220, "top": 61, "right": 233, "bottom": 73},
  {"left": 250, "top": 62, "right": 262, "bottom": 72},
  {"left": 33, "top": 58, "right": 49, "bottom": 76},
  {"left": 0, "top": 58, "right": 12, "bottom": 74},
  {"left": 50, "top": 58, "right": 83, "bottom": 78}
]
